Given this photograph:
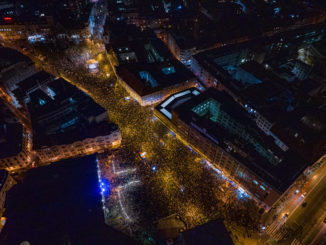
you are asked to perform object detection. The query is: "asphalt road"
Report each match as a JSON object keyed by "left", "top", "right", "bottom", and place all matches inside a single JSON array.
[{"left": 282, "top": 169, "right": 326, "bottom": 244}]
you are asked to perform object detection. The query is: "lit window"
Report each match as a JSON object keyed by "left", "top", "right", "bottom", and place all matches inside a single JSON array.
[
  {"left": 162, "top": 66, "right": 176, "bottom": 75},
  {"left": 39, "top": 98, "right": 46, "bottom": 106}
]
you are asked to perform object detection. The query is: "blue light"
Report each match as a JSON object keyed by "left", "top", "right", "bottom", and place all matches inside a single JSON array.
[
  {"left": 177, "top": 5, "right": 182, "bottom": 10},
  {"left": 69, "top": 97, "right": 76, "bottom": 104},
  {"left": 99, "top": 179, "right": 111, "bottom": 197},
  {"left": 152, "top": 166, "right": 157, "bottom": 172},
  {"left": 61, "top": 117, "right": 78, "bottom": 129},
  {"left": 236, "top": 187, "right": 250, "bottom": 199},
  {"left": 273, "top": 7, "right": 280, "bottom": 14},
  {"left": 161, "top": 66, "right": 176, "bottom": 75},
  {"left": 39, "top": 98, "right": 46, "bottom": 106}
]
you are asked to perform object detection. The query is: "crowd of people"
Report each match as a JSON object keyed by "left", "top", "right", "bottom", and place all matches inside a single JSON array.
[{"left": 23, "top": 40, "right": 264, "bottom": 243}]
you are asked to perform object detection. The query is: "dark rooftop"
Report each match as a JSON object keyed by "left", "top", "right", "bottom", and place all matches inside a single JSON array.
[
  {"left": 312, "top": 40, "right": 326, "bottom": 57},
  {"left": 0, "top": 155, "right": 138, "bottom": 245},
  {"left": 17, "top": 71, "right": 54, "bottom": 93},
  {"left": 0, "top": 102, "right": 22, "bottom": 159},
  {"left": 271, "top": 106, "right": 326, "bottom": 164},
  {"left": 181, "top": 219, "right": 234, "bottom": 245},
  {"left": 0, "top": 123, "right": 22, "bottom": 159},
  {"left": 21, "top": 76, "right": 112, "bottom": 148},
  {"left": 160, "top": 88, "right": 307, "bottom": 192},
  {"left": 110, "top": 25, "right": 172, "bottom": 65},
  {"left": 0, "top": 47, "right": 30, "bottom": 70},
  {"left": 117, "top": 60, "right": 196, "bottom": 96}
]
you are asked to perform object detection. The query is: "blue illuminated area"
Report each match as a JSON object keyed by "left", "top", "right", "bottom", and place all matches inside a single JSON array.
[
  {"left": 139, "top": 71, "right": 158, "bottom": 88},
  {"left": 202, "top": 159, "right": 250, "bottom": 200},
  {"left": 99, "top": 178, "right": 111, "bottom": 197},
  {"left": 69, "top": 97, "right": 76, "bottom": 104},
  {"left": 235, "top": 0, "right": 247, "bottom": 13},
  {"left": 47, "top": 87, "right": 56, "bottom": 98},
  {"left": 169, "top": 131, "right": 176, "bottom": 137},
  {"left": 152, "top": 165, "right": 157, "bottom": 173},
  {"left": 39, "top": 98, "right": 46, "bottom": 106},
  {"left": 61, "top": 117, "right": 79, "bottom": 129},
  {"left": 273, "top": 7, "right": 280, "bottom": 15},
  {"left": 161, "top": 66, "right": 176, "bottom": 75},
  {"left": 236, "top": 187, "right": 250, "bottom": 200},
  {"left": 28, "top": 34, "right": 45, "bottom": 43},
  {"left": 89, "top": 0, "right": 107, "bottom": 40}
]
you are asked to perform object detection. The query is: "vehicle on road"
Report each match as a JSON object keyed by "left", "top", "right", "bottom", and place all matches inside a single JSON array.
[
  {"left": 302, "top": 202, "right": 307, "bottom": 207},
  {"left": 284, "top": 213, "right": 289, "bottom": 219}
]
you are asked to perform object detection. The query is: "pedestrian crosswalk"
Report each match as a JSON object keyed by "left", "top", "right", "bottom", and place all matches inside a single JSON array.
[
  {"left": 266, "top": 222, "right": 281, "bottom": 237},
  {"left": 266, "top": 223, "right": 290, "bottom": 241},
  {"left": 273, "top": 227, "right": 289, "bottom": 241}
]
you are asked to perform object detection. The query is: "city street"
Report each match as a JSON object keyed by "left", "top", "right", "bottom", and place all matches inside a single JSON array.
[
  {"left": 284, "top": 169, "right": 326, "bottom": 244},
  {"left": 266, "top": 159, "right": 326, "bottom": 244}
]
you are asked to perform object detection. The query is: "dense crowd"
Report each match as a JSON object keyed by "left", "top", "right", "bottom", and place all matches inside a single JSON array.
[{"left": 23, "top": 40, "right": 264, "bottom": 243}]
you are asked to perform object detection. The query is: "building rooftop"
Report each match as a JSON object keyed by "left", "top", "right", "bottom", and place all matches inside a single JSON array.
[
  {"left": 17, "top": 71, "right": 54, "bottom": 93},
  {"left": 0, "top": 102, "right": 22, "bottom": 159},
  {"left": 271, "top": 106, "right": 326, "bottom": 164},
  {"left": 117, "top": 60, "right": 196, "bottom": 96},
  {"left": 18, "top": 75, "right": 113, "bottom": 149},
  {"left": 0, "top": 155, "right": 138, "bottom": 245},
  {"left": 312, "top": 40, "right": 326, "bottom": 57},
  {"left": 0, "top": 47, "right": 30, "bottom": 70},
  {"left": 168, "top": 6, "right": 260, "bottom": 51},
  {"left": 157, "top": 88, "right": 308, "bottom": 193},
  {"left": 181, "top": 219, "right": 234, "bottom": 245},
  {"left": 110, "top": 25, "right": 172, "bottom": 64}
]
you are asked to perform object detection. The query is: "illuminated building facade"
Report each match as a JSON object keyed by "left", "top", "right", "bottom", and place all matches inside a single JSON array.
[{"left": 0, "top": 22, "right": 51, "bottom": 41}]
